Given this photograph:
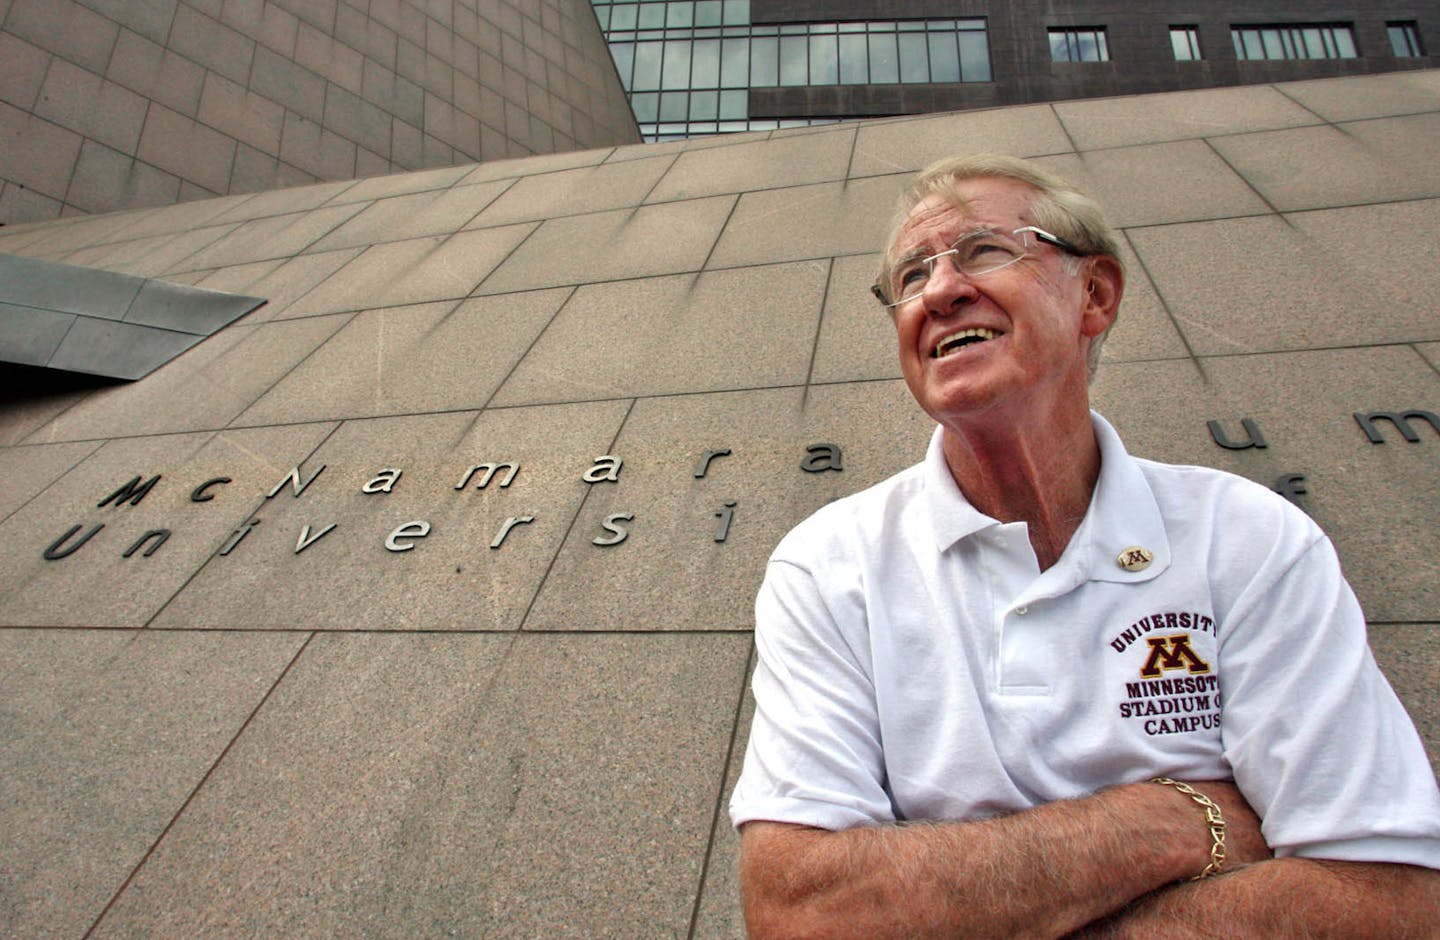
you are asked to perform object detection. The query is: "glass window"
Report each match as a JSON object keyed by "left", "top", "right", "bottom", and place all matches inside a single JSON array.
[
  {"left": 898, "top": 32, "right": 929, "bottom": 82},
  {"left": 610, "top": 42, "right": 635, "bottom": 89},
  {"left": 690, "top": 89, "right": 718, "bottom": 119},
  {"left": 720, "top": 37, "right": 748, "bottom": 86},
  {"left": 838, "top": 33, "right": 868, "bottom": 84},
  {"left": 958, "top": 30, "right": 991, "bottom": 81},
  {"left": 694, "top": 0, "right": 721, "bottom": 27},
  {"left": 692, "top": 38, "right": 720, "bottom": 87},
  {"left": 661, "top": 40, "right": 692, "bottom": 88},
  {"left": 603, "top": 15, "right": 1000, "bottom": 139},
  {"left": 780, "top": 34, "right": 808, "bottom": 85},
  {"left": 1050, "top": 27, "right": 1109, "bottom": 62},
  {"left": 750, "top": 35, "right": 777, "bottom": 85},
  {"left": 632, "top": 41, "right": 663, "bottom": 89},
  {"left": 609, "top": 3, "right": 637, "bottom": 30},
  {"left": 1170, "top": 26, "right": 1201, "bottom": 61},
  {"left": 631, "top": 91, "right": 659, "bottom": 122},
  {"left": 594, "top": 4, "right": 611, "bottom": 30},
  {"left": 1389, "top": 21, "right": 1424, "bottom": 57},
  {"left": 809, "top": 33, "right": 838, "bottom": 85},
  {"left": 1231, "top": 24, "right": 1358, "bottom": 60},
  {"left": 659, "top": 90, "right": 689, "bottom": 120},
  {"left": 666, "top": 2, "right": 692, "bottom": 28},
  {"left": 927, "top": 32, "right": 960, "bottom": 82},
  {"left": 868, "top": 32, "right": 899, "bottom": 83},
  {"left": 719, "top": 88, "right": 747, "bottom": 119}
]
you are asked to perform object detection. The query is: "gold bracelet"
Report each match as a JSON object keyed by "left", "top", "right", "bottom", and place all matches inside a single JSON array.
[{"left": 1151, "top": 777, "right": 1227, "bottom": 880}]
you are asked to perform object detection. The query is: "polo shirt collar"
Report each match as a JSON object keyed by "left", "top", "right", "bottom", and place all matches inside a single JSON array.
[{"left": 921, "top": 412, "right": 1172, "bottom": 584}]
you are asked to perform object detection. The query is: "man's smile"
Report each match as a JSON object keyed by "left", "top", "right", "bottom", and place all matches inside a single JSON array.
[{"left": 931, "top": 327, "right": 1001, "bottom": 358}]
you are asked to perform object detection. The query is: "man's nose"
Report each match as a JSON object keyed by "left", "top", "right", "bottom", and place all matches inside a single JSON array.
[{"left": 921, "top": 255, "right": 978, "bottom": 312}]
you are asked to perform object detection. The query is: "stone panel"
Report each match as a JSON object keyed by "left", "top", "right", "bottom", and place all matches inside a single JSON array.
[
  {"left": 648, "top": 127, "right": 855, "bottom": 203},
  {"left": 87, "top": 632, "right": 747, "bottom": 938},
  {"left": 851, "top": 104, "right": 1073, "bottom": 178},
  {"left": 105, "top": 27, "right": 207, "bottom": 116},
  {"left": 137, "top": 104, "right": 239, "bottom": 195},
  {"left": 150, "top": 402, "right": 631, "bottom": 631},
  {"left": 1211, "top": 117, "right": 1440, "bottom": 212},
  {"left": 491, "top": 262, "right": 827, "bottom": 406},
  {"left": 477, "top": 194, "right": 736, "bottom": 294},
  {"left": 0, "top": 423, "right": 336, "bottom": 627},
  {"left": 4, "top": 0, "right": 120, "bottom": 75},
  {"left": 1127, "top": 215, "right": 1437, "bottom": 357},
  {"left": 0, "top": 628, "right": 306, "bottom": 940},
  {"left": 65, "top": 141, "right": 184, "bottom": 215},
  {"left": 233, "top": 289, "right": 568, "bottom": 425},
  {"left": 1052, "top": 84, "right": 1320, "bottom": 152},
  {"left": 707, "top": 176, "right": 901, "bottom": 269},
  {"left": 522, "top": 381, "right": 934, "bottom": 633},
  {"left": 0, "top": 31, "right": 53, "bottom": 111},
  {"left": 1093, "top": 345, "right": 1440, "bottom": 623},
  {"left": 0, "top": 101, "right": 84, "bottom": 201}
]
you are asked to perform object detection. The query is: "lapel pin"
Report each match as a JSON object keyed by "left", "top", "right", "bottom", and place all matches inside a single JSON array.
[{"left": 1117, "top": 546, "right": 1154, "bottom": 572}]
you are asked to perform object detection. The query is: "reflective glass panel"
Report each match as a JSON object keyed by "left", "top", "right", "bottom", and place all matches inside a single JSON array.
[
  {"left": 838, "top": 33, "right": 868, "bottom": 83},
  {"left": 1333, "top": 27, "right": 1357, "bottom": 57},
  {"left": 868, "top": 32, "right": 898, "bottom": 83},
  {"left": 750, "top": 35, "right": 777, "bottom": 84},
  {"left": 609, "top": 4, "right": 637, "bottom": 30},
  {"left": 958, "top": 31, "right": 990, "bottom": 81},
  {"left": 610, "top": 42, "right": 635, "bottom": 89},
  {"left": 692, "top": 38, "right": 720, "bottom": 87},
  {"left": 720, "top": 88, "right": 747, "bottom": 119},
  {"left": 690, "top": 89, "right": 718, "bottom": 119},
  {"left": 928, "top": 32, "right": 960, "bottom": 81},
  {"left": 662, "top": 40, "right": 692, "bottom": 88},
  {"left": 631, "top": 91, "right": 659, "bottom": 121},
  {"left": 694, "top": 0, "right": 721, "bottom": 27},
  {"left": 809, "top": 33, "right": 838, "bottom": 84},
  {"left": 632, "top": 41, "right": 663, "bottom": 89},
  {"left": 638, "top": 3, "right": 665, "bottom": 28},
  {"left": 780, "top": 35, "right": 808, "bottom": 85},
  {"left": 720, "top": 37, "right": 748, "bottom": 86},
  {"left": 660, "top": 90, "right": 689, "bottom": 120},
  {"left": 666, "top": 2, "right": 693, "bottom": 28},
  {"left": 898, "top": 32, "right": 929, "bottom": 82},
  {"left": 722, "top": 0, "right": 747, "bottom": 25}
]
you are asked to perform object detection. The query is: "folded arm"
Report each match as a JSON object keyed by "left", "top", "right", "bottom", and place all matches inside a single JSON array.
[
  {"left": 1072, "top": 857, "right": 1440, "bottom": 939},
  {"left": 740, "top": 778, "right": 1271, "bottom": 940}
]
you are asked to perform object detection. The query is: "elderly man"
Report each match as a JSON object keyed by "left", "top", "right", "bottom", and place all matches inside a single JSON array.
[{"left": 729, "top": 154, "right": 1440, "bottom": 937}]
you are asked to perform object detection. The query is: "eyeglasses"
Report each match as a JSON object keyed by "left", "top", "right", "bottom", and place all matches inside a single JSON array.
[{"left": 872, "top": 226, "right": 1085, "bottom": 308}]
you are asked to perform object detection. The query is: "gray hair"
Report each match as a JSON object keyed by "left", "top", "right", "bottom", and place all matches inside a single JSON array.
[{"left": 874, "top": 153, "right": 1124, "bottom": 375}]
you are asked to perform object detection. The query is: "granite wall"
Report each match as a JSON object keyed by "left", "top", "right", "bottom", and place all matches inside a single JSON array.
[
  {"left": 1, "top": 68, "right": 1438, "bottom": 936},
  {"left": 0, "top": 0, "right": 639, "bottom": 225}
]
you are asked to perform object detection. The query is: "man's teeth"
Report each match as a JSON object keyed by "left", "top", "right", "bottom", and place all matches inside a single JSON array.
[{"left": 933, "top": 328, "right": 999, "bottom": 358}]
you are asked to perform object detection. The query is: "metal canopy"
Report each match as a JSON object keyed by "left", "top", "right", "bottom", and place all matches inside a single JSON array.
[{"left": 0, "top": 253, "right": 266, "bottom": 381}]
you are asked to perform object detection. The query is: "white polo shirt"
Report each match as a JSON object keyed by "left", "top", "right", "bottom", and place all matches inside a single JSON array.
[{"left": 730, "top": 414, "right": 1440, "bottom": 869}]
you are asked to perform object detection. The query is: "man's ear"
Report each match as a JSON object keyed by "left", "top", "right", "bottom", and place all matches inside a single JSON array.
[{"left": 1080, "top": 255, "right": 1123, "bottom": 339}]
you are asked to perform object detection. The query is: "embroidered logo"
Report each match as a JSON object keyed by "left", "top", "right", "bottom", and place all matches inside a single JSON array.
[{"left": 1138, "top": 633, "right": 1212, "bottom": 679}]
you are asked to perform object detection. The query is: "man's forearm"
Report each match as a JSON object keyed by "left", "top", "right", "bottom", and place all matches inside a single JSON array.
[
  {"left": 1073, "top": 858, "right": 1440, "bottom": 939},
  {"left": 740, "top": 780, "right": 1269, "bottom": 940}
]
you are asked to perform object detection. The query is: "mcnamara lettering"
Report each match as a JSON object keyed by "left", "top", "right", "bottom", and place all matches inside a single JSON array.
[{"left": 40, "top": 443, "right": 843, "bottom": 563}]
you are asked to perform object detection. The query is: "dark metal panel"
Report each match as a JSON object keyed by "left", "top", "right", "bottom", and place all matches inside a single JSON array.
[
  {"left": 0, "top": 252, "right": 265, "bottom": 380},
  {"left": 47, "top": 317, "right": 202, "bottom": 382},
  {"left": 0, "top": 253, "right": 144, "bottom": 321},
  {"left": 123, "top": 278, "right": 266, "bottom": 335},
  {"left": 0, "top": 303, "right": 76, "bottom": 367}
]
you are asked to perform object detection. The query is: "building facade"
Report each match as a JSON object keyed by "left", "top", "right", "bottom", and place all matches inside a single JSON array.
[
  {"left": 0, "top": 0, "right": 641, "bottom": 225},
  {"left": 593, "top": 0, "right": 1439, "bottom": 138}
]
